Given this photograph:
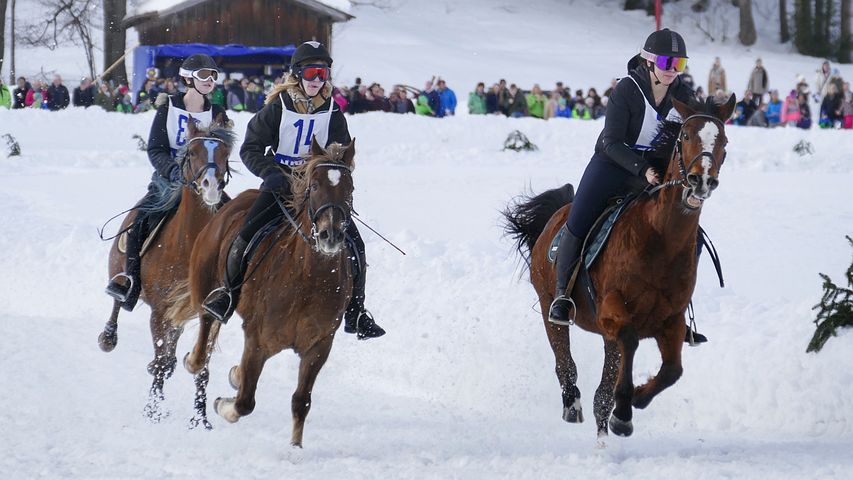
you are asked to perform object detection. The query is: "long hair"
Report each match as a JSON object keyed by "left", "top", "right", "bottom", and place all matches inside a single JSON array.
[{"left": 265, "top": 73, "right": 333, "bottom": 112}]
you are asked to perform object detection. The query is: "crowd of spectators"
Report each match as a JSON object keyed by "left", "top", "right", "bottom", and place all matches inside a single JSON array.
[{"left": 2, "top": 59, "right": 850, "bottom": 131}]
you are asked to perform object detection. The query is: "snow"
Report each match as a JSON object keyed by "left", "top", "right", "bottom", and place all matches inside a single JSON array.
[{"left": 2, "top": 0, "right": 853, "bottom": 478}]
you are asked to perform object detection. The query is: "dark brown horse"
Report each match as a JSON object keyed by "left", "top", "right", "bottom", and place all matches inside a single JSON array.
[
  {"left": 504, "top": 96, "right": 735, "bottom": 438},
  {"left": 170, "top": 139, "right": 356, "bottom": 443},
  {"left": 98, "top": 114, "right": 235, "bottom": 419}
]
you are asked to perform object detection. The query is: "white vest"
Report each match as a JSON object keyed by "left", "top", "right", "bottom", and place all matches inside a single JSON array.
[
  {"left": 165, "top": 97, "right": 214, "bottom": 156},
  {"left": 625, "top": 76, "right": 682, "bottom": 152},
  {"left": 274, "top": 93, "right": 335, "bottom": 166}
]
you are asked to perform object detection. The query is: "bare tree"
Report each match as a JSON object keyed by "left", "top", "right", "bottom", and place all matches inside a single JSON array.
[
  {"left": 19, "top": 0, "right": 100, "bottom": 79},
  {"left": 0, "top": 0, "right": 7, "bottom": 77},
  {"left": 842, "top": 0, "right": 851, "bottom": 63},
  {"left": 738, "top": 0, "right": 757, "bottom": 46},
  {"left": 780, "top": 0, "right": 790, "bottom": 42},
  {"left": 103, "top": 0, "right": 127, "bottom": 85}
]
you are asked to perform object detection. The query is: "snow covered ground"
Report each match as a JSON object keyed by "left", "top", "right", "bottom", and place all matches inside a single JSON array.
[{"left": 2, "top": 0, "right": 853, "bottom": 478}]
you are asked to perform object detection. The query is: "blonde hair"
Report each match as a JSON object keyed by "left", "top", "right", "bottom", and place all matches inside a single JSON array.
[{"left": 265, "top": 73, "right": 332, "bottom": 112}]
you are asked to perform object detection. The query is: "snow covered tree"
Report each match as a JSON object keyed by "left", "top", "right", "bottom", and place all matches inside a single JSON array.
[{"left": 807, "top": 236, "right": 853, "bottom": 353}]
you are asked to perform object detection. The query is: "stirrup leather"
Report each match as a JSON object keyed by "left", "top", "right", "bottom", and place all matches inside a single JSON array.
[
  {"left": 548, "top": 295, "right": 576, "bottom": 326},
  {"left": 105, "top": 272, "right": 134, "bottom": 302}
]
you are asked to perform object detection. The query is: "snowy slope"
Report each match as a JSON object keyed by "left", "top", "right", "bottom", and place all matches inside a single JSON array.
[{"left": 2, "top": 0, "right": 853, "bottom": 478}]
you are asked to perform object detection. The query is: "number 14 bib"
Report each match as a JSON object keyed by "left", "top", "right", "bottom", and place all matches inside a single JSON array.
[{"left": 274, "top": 93, "right": 334, "bottom": 166}]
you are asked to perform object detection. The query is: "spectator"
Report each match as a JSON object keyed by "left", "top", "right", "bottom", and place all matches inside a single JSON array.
[
  {"left": 27, "top": 81, "right": 50, "bottom": 109},
  {"left": 695, "top": 85, "right": 706, "bottom": 103},
  {"left": 587, "top": 88, "right": 602, "bottom": 109},
  {"left": 497, "top": 79, "right": 510, "bottom": 116},
  {"left": 814, "top": 60, "right": 832, "bottom": 103},
  {"left": 544, "top": 90, "right": 560, "bottom": 119},
  {"left": 415, "top": 92, "right": 434, "bottom": 116},
  {"left": 115, "top": 85, "right": 133, "bottom": 113},
  {"left": 796, "top": 74, "right": 810, "bottom": 96},
  {"left": 841, "top": 83, "right": 853, "bottom": 129},
  {"left": 572, "top": 97, "right": 592, "bottom": 120},
  {"left": 680, "top": 66, "right": 695, "bottom": 91},
  {"left": 366, "top": 83, "right": 392, "bottom": 112},
  {"left": 765, "top": 89, "right": 782, "bottom": 127},
  {"left": 94, "top": 82, "right": 115, "bottom": 112},
  {"left": 747, "top": 58, "right": 769, "bottom": 105},
  {"left": 333, "top": 86, "right": 349, "bottom": 113},
  {"left": 507, "top": 83, "right": 527, "bottom": 118},
  {"left": 468, "top": 82, "right": 487, "bottom": 114},
  {"left": 781, "top": 90, "right": 800, "bottom": 127},
  {"left": 47, "top": 75, "right": 70, "bottom": 111},
  {"left": 245, "top": 79, "right": 262, "bottom": 113},
  {"left": 733, "top": 91, "right": 756, "bottom": 125},
  {"left": 0, "top": 78, "right": 11, "bottom": 109},
  {"left": 136, "top": 79, "right": 158, "bottom": 110},
  {"left": 591, "top": 96, "right": 606, "bottom": 119},
  {"left": 227, "top": 78, "right": 247, "bottom": 111},
  {"left": 526, "top": 84, "right": 546, "bottom": 119},
  {"left": 796, "top": 93, "right": 812, "bottom": 129},
  {"left": 819, "top": 83, "right": 842, "bottom": 129},
  {"left": 747, "top": 103, "right": 769, "bottom": 127},
  {"left": 555, "top": 94, "right": 572, "bottom": 118},
  {"left": 437, "top": 79, "right": 456, "bottom": 116},
  {"left": 210, "top": 82, "right": 226, "bottom": 108},
  {"left": 163, "top": 79, "right": 178, "bottom": 95},
  {"left": 348, "top": 78, "right": 365, "bottom": 114},
  {"left": 73, "top": 77, "right": 97, "bottom": 108},
  {"left": 485, "top": 84, "right": 499, "bottom": 114},
  {"left": 422, "top": 79, "right": 442, "bottom": 117},
  {"left": 603, "top": 78, "right": 618, "bottom": 98},
  {"left": 554, "top": 81, "right": 566, "bottom": 98},
  {"left": 708, "top": 57, "right": 727, "bottom": 95},
  {"left": 12, "top": 77, "right": 31, "bottom": 109},
  {"left": 391, "top": 87, "right": 415, "bottom": 114}
]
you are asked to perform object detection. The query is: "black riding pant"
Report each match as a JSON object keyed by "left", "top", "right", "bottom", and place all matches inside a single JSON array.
[{"left": 566, "top": 154, "right": 644, "bottom": 239}]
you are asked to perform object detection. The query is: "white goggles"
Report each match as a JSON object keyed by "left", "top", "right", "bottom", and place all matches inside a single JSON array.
[{"left": 179, "top": 68, "right": 220, "bottom": 82}]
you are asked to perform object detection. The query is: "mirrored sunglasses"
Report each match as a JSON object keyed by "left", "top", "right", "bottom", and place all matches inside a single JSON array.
[{"left": 653, "top": 55, "right": 688, "bottom": 73}]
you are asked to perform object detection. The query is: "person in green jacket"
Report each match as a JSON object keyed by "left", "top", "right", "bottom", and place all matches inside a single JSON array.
[
  {"left": 526, "top": 84, "right": 546, "bottom": 119},
  {"left": 94, "top": 82, "right": 115, "bottom": 112},
  {"left": 415, "top": 93, "right": 434, "bottom": 116},
  {"left": 468, "top": 82, "right": 487, "bottom": 114},
  {"left": 0, "top": 78, "right": 12, "bottom": 109},
  {"left": 572, "top": 97, "right": 593, "bottom": 120}
]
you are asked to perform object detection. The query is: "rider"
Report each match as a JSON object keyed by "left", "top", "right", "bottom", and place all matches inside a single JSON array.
[
  {"left": 201, "top": 41, "right": 386, "bottom": 340},
  {"left": 106, "top": 54, "right": 228, "bottom": 311},
  {"left": 549, "top": 29, "right": 706, "bottom": 343}
]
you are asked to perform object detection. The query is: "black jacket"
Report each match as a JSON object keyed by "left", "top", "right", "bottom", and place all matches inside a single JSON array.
[
  {"left": 73, "top": 85, "right": 96, "bottom": 107},
  {"left": 47, "top": 84, "right": 70, "bottom": 111},
  {"left": 593, "top": 56, "right": 695, "bottom": 177},
  {"left": 147, "top": 95, "right": 227, "bottom": 178},
  {"left": 13, "top": 83, "right": 31, "bottom": 109},
  {"left": 240, "top": 92, "right": 350, "bottom": 187}
]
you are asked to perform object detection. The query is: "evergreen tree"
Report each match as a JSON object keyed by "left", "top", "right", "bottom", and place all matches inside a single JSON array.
[{"left": 807, "top": 236, "right": 853, "bottom": 353}]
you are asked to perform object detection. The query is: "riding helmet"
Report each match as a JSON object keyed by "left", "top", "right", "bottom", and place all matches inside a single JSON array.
[
  {"left": 290, "top": 41, "right": 333, "bottom": 69},
  {"left": 641, "top": 28, "right": 688, "bottom": 58},
  {"left": 179, "top": 54, "right": 219, "bottom": 77}
]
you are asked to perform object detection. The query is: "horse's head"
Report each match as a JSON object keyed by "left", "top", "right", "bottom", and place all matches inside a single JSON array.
[
  {"left": 180, "top": 113, "right": 235, "bottom": 206},
  {"left": 292, "top": 138, "right": 356, "bottom": 255},
  {"left": 668, "top": 94, "right": 736, "bottom": 212}
]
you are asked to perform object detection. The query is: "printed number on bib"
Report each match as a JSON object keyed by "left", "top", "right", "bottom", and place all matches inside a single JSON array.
[{"left": 292, "top": 119, "right": 316, "bottom": 154}]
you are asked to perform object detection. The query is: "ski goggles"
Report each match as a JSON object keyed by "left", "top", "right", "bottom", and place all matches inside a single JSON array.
[
  {"left": 295, "top": 64, "right": 331, "bottom": 82},
  {"left": 650, "top": 54, "right": 688, "bottom": 73},
  {"left": 190, "top": 69, "right": 220, "bottom": 82}
]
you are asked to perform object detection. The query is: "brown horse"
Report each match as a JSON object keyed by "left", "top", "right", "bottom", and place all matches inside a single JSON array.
[
  {"left": 503, "top": 96, "right": 735, "bottom": 438},
  {"left": 170, "top": 139, "right": 356, "bottom": 443},
  {"left": 98, "top": 114, "right": 235, "bottom": 419}
]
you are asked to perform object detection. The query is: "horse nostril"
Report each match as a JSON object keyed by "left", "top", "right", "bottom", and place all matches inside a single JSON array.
[
  {"left": 708, "top": 178, "right": 720, "bottom": 190},
  {"left": 318, "top": 229, "right": 330, "bottom": 241},
  {"left": 687, "top": 174, "right": 700, "bottom": 186}
]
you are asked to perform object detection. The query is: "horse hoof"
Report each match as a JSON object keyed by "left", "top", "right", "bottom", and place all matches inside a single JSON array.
[
  {"left": 188, "top": 415, "right": 213, "bottom": 430},
  {"left": 608, "top": 414, "right": 633, "bottom": 437},
  {"left": 183, "top": 352, "right": 200, "bottom": 375},
  {"left": 228, "top": 366, "right": 240, "bottom": 390},
  {"left": 562, "top": 401, "right": 584, "bottom": 423},
  {"left": 98, "top": 330, "right": 117, "bottom": 352},
  {"left": 214, "top": 397, "right": 240, "bottom": 423}
]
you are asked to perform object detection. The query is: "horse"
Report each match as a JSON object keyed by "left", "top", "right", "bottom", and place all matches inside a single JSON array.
[
  {"left": 170, "top": 138, "right": 356, "bottom": 444},
  {"left": 98, "top": 114, "right": 235, "bottom": 419},
  {"left": 503, "top": 95, "right": 735, "bottom": 438}
]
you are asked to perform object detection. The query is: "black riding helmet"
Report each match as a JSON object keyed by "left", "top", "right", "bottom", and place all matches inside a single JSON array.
[
  {"left": 179, "top": 54, "right": 220, "bottom": 78},
  {"left": 641, "top": 28, "right": 688, "bottom": 59},
  {"left": 290, "top": 41, "right": 333, "bottom": 71}
]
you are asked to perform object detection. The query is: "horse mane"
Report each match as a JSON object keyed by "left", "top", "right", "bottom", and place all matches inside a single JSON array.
[
  {"left": 647, "top": 96, "right": 727, "bottom": 172},
  {"left": 286, "top": 143, "right": 351, "bottom": 213},
  {"left": 141, "top": 124, "right": 237, "bottom": 215}
]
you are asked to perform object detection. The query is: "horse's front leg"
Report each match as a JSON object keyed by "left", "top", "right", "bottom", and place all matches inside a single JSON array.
[
  {"left": 594, "top": 339, "right": 619, "bottom": 438},
  {"left": 598, "top": 292, "right": 638, "bottom": 437},
  {"left": 632, "top": 315, "right": 685, "bottom": 409},
  {"left": 214, "top": 332, "right": 267, "bottom": 424},
  {"left": 290, "top": 336, "right": 334, "bottom": 448}
]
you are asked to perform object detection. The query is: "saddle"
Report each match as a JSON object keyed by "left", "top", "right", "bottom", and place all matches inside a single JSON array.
[{"left": 117, "top": 210, "right": 173, "bottom": 257}]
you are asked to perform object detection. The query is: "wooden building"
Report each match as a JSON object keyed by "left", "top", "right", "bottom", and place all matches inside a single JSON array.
[{"left": 124, "top": 0, "right": 353, "bottom": 50}]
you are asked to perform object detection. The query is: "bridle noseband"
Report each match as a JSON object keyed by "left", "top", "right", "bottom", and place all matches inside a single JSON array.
[
  {"left": 179, "top": 136, "right": 231, "bottom": 194},
  {"left": 648, "top": 113, "right": 726, "bottom": 195}
]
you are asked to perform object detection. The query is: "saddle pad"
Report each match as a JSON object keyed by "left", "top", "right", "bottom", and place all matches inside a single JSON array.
[
  {"left": 547, "top": 197, "right": 633, "bottom": 269},
  {"left": 117, "top": 214, "right": 169, "bottom": 258}
]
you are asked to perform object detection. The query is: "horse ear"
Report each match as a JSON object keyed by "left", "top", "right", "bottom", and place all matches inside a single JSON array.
[
  {"left": 187, "top": 114, "right": 198, "bottom": 137},
  {"left": 343, "top": 138, "right": 356, "bottom": 168},
  {"left": 717, "top": 93, "right": 737, "bottom": 122},
  {"left": 213, "top": 112, "right": 226, "bottom": 128},
  {"left": 672, "top": 97, "right": 693, "bottom": 120},
  {"left": 311, "top": 135, "right": 325, "bottom": 157}
]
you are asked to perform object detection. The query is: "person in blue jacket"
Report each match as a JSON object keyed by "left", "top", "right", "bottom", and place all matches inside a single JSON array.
[
  {"left": 106, "top": 54, "right": 228, "bottom": 311},
  {"left": 437, "top": 79, "right": 457, "bottom": 116}
]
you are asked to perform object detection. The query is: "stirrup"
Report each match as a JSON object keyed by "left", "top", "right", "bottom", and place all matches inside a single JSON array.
[
  {"left": 105, "top": 272, "right": 134, "bottom": 302},
  {"left": 548, "top": 295, "right": 576, "bottom": 326},
  {"left": 202, "top": 287, "right": 233, "bottom": 323}
]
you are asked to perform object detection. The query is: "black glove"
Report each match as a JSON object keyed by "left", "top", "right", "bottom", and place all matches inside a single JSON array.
[
  {"left": 262, "top": 172, "right": 291, "bottom": 196},
  {"left": 168, "top": 164, "right": 183, "bottom": 184}
]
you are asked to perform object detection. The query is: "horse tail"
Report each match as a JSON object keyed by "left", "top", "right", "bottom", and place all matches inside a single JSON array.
[
  {"left": 502, "top": 183, "right": 575, "bottom": 268},
  {"left": 166, "top": 279, "right": 196, "bottom": 327}
]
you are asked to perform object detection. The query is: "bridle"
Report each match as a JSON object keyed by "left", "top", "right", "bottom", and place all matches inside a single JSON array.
[
  {"left": 178, "top": 136, "right": 231, "bottom": 194},
  {"left": 648, "top": 113, "right": 726, "bottom": 195},
  {"left": 277, "top": 162, "right": 354, "bottom": 249}
]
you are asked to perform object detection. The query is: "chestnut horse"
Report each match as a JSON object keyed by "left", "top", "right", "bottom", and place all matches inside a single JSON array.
[
  {"left": 98, "top": 115, "right": 235, "bottom": 419},
  {"left": 503, "top": 96, "right": 735, "bottom": 438},
  {"left": 170, "top": 139, "right": 356, "bottom": 443}
]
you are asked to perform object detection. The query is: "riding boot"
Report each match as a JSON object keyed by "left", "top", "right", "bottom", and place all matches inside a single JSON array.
[
  {"left": 549, "top": 230, "right": 583, "bottom": 325},
  {"left": 106, "top": 213, "right": 146, "bottom": 312},
  {"left": 202, "top": 235, "right": 249, "bottom": 324},
  {"left": 343, "top": 242, "right": 385, "bottom": 340}
]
